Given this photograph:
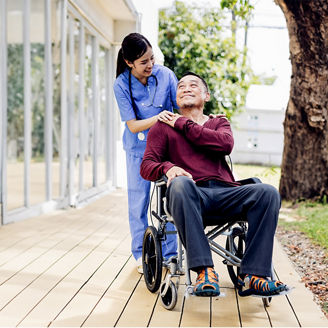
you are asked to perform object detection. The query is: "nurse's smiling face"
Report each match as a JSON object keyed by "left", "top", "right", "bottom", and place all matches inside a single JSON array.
[{"left": 126, "top": 47, "right": 155, "bottom": 84}]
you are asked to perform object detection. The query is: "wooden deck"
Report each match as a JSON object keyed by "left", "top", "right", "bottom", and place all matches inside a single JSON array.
[{"left": 0, "top": 189, "right": 327, "bottom": 327}]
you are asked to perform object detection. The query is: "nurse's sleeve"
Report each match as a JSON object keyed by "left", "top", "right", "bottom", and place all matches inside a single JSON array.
[
  {"left": 113, "top": 81, "right": 136, "bottom": 122},
  {"left": 168, "top": 70, "right": 179, "bottom": 109}
]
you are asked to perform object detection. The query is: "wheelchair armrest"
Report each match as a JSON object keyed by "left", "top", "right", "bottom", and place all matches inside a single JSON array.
[
  {"left": 155, "top": 175, "right": 168, "bottom": 187},
  {"left": 237, "top": 177, "right": 262, "bottom": 185}
]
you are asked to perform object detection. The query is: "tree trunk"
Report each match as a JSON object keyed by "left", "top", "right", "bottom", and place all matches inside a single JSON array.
[{"left": 275, "top": 0, "right": 328, "bottom": 201}]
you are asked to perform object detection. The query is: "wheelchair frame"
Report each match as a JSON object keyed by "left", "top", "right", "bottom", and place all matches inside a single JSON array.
[{"left": 142, "top": 178, "right": 275, "bottom": 310}]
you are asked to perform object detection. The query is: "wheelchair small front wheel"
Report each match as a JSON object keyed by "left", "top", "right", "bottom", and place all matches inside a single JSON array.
[
  {"left": 225, "top": 226, "right": 246, "bottom": 287},
  {"left": 142, "top": 226, "right": 163, "bottom": 293},
  {"left": 160, "top": 280, "right": 178, "bottom": 310}
]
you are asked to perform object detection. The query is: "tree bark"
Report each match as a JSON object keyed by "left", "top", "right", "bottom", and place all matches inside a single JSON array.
[{"left": 275, "top": 0, "right": 328, "bottom": 201}]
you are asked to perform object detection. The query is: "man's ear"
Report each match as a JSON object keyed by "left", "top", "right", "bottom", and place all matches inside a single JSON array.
[{"left": 204, "top": 91, "right": 211, "bottom": 102}]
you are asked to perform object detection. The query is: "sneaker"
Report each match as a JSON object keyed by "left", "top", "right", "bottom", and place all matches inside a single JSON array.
[
  {"left": 238, "top": 274, "right": 288, "bottom": 297},
  {"left": 136, "top": 257, "right": 143, "bottom": 274},
  {"left": 193, "top": 267, "right": 220, "bottom": 297}
]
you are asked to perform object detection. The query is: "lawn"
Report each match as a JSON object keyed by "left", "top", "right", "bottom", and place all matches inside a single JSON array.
[{"left": 234, "top": 164, "right": 328, "bottom": 252}]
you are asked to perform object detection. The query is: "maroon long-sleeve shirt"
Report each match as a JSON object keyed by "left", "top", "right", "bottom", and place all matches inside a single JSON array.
[{"left": 140, "top": 116, "right": 238, "bottom": 185}]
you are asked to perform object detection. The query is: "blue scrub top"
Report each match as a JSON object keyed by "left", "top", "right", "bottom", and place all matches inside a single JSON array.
[{"left": 114, "top": 64, "right": 178, "bottom": 156}]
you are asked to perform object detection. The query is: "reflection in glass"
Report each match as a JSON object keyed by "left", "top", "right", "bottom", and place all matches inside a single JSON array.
[
  {"left": 67, "top": 18, "right": 80, "bottom": 194},
  {"left": 84, "top": 34, "right": 93, "bottom": 189},
  {"left": 52, "top": 0, "right": 62, "bottom": 200},
  {"left": 99, "top": 46, "right": 107, "bottom": 185},
  {"left": 7, "top": 0, "right": 24, "bottom": 210},
  {"left": 30, "top": 0, "right": 46, "bottom": 206}
]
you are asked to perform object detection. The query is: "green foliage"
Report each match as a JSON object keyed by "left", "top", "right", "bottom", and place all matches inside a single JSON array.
[
  {"left": 7, "top": 44, "right": 24, "bottom": 146},
  {"left": 159, "top": 1, "right": 256, "bottom": 117},
  {"left": 281, "top": 202, "right": 328, "bottom": 251},
  {"left": 220, "top": 0, "right": 254, "bottom": 20},
  {"left": 253, "top": 73, "right": 277, "bottom": 86},
  {"left": 7, "top": 43, "right": 46, "bottom": 158},
  {"left": 234, "top": 164, "right": 281, "bottom": 189},
  {"left": 235, "top": 164, "right": 328, "bottom": 251}
]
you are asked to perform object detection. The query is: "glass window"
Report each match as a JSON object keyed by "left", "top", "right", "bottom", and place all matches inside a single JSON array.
[
  {"left": 52, "top": 0, "right": 62, "bottom": 200},
  {"left": 7, "top": 0, "right": 24, "bottom": 210},
  {"left": 30, "top": 0, "right": 46, "bottom": 206},
  {"left": 98, "top": 45, "right": 107, "bottom": 185},
  {"left": 83, "top": 33, "right": 94, "bottom": 189}
]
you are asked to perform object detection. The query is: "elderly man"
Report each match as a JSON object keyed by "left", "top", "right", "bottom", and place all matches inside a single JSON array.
[{"left": 140, "top": 72, "right": 287, "bottom": 297}]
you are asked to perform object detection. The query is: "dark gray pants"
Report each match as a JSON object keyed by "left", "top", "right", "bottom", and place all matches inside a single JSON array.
[{"left": 166, "top": 176, "right": 281, "bottom": 277}]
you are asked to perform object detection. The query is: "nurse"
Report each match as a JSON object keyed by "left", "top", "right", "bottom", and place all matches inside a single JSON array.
[{"left": 114, "top": 33, "right": 178, "bottom": 273}]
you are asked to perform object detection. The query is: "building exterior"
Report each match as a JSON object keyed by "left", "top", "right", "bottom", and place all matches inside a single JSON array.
[
  {"left": 231, "top": 83, "right": 288, "bottom": 166},
  {"left": 231, "top": 0, "right": 290, "bottom": 167},
  {"left": 0, "top": 0, "right": 159, "bottom": 225}
]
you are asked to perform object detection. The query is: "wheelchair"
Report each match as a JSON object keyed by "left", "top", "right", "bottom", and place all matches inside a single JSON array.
[{"left": 142, "top": 176, "right": 279, "bottom": 310}]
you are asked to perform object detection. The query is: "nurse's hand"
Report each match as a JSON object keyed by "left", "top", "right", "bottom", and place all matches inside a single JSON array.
[
  {"left": 157, "top": 110, "right": 175, "bottom": 122},
  {"left": 209, "top": 113, "right": 229, "bottom": 121},
  {"left": 165, "top": 166, "right": 194, "bottom": 186},
  {"left": 160, "top": 113, "right": 182, "bottom": 128}
]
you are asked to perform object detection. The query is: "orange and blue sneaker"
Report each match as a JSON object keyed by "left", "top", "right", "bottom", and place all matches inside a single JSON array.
[
  {"left": 238, "top": 274, "right": 288, "bottom": 297},
  {"left": 193, "top": 267, "right": 220, "bottom": 297}
]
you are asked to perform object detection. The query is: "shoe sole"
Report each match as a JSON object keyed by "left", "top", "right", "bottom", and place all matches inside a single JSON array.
[
  {"left": 194, "top": 288, "right": 220, "bottom": 297},
  {"left": 238, "top": 285, "right": 289, "bottom": 297}
]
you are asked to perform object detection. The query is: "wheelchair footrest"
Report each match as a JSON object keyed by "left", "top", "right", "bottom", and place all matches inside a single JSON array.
[{"left": 184, "top": 284, "right": 226, "bottom": 298}]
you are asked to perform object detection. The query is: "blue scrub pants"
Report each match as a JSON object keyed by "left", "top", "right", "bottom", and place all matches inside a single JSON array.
[
  {"left": 166, "top": 176, "right": 281, "bottom": 276},
  {"left": 126, "top": 152, "right": 177, "bottom": 260}
]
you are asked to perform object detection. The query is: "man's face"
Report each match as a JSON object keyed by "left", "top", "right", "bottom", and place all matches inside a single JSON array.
[{"left": 176, "top": 75, "right": 210, "bottom": 109}]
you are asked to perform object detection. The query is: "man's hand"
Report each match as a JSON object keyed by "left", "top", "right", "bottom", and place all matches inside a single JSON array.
[
  {"left": 159, "top": 113, "right": 182, "bottom": 128},
  {"left": 166, "top": 166, "right": 194, "bottom": 186}
]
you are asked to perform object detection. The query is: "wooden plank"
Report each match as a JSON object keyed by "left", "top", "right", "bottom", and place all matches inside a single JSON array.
[
  {"left": 0, "top": 216, "right": 91, "bottom": 284},
  {"left": 0, "top": 231, "right": 73, "bottom": 285},
  {"left": 48, "top": 241, "right": 131, "bottom": 327},
  {"left": 178, "top": 271, "right": 211, "bottom": 327},
  {"left": 0, "top": 215, "right": 68, "bottom": 253},
  {"left": 237, "top": 294, "right": 270, "bottom": 327},
  {"left": 0, "top": 220, "right": 111, "bottom": 326},
  {"left": 0, "top": 218, "right": 104, "bottom": 311},
  {"left": 211, "top": 288, "right": 240, "bottom": 326},
  {"left": 211, "top": 239, "right": 237, "bottom": 289},
  {"left": 0, "top": 189, "right": 325, "bottom": 328},
  {"left": 272, "top": 240, "right": 328, "bottom": 327},
  {"left": 82, "top": 258, "right": 142, "bottom": 327},
  {"left": 264, "top": 295, "right": 300, "bottom": 327},
  {"left": 148, "top": 273, "right": 186, "bottom": 327},
  {"left": 19, "top": 228, "right": 130, "bottom": 327},
  {"left": 115, "top": 274, "right": 158, "bottom": 327}
]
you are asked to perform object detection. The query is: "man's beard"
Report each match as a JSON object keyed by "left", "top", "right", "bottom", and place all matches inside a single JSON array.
[{"left": 180, "top": 102, "right": 194, "bottom": 109}]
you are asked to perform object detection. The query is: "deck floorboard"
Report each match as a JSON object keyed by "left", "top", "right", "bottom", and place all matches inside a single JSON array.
[{"left": 0, "top": 189, "right": 326, "bottom": 327}]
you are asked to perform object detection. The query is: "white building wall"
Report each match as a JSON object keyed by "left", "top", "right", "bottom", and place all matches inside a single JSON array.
[
  {"left": 231, "top": 108, "right": 285, "bottom": 166},
  {"left": 231, "top": 82, "right": 289, "bottom": 166},
  {"left": 230, "top": 0, "right": 290, "bottom": 167},
  {"left": 131, "top": 0, "right": 164, "bottom": 64}
]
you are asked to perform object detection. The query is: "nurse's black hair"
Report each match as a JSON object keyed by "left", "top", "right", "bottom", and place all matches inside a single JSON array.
[{"left": 116, "top": 33, "right": 152, "bottom": 77}]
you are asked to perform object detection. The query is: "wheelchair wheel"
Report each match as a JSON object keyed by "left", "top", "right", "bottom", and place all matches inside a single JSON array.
[
  {"left": 142, "top": 226, "right": 162, "bottom": 293},
  {"left": 160, "top": 280, "right": 178, "bottom": 310},
  {"left": 225, "top": 226, "right": 246, "bottom": 287}
]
